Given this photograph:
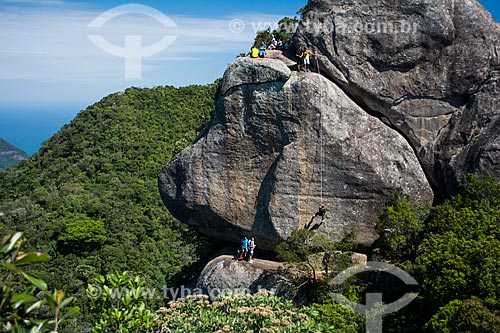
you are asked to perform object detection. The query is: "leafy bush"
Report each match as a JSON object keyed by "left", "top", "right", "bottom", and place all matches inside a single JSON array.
[
  {"left": 376, "top": 191, "right": 430, "bottom": 262},
  {"left": 425, "top": 297, "right": 500, "bottom": 333},
  {"left": 58, "top": 215, "right": 107, "bottom": 250},
  {"left": 417, "top": 176, "right": 500, "bottom": 312},
  {"left": 157, "top": 291, "right": 339, "bottom": 333},
  {"left": 87, "top": 271, "right": 156, "bottom": 333},
  {"left": 1, "top": 232, "right": 78, "bottom": 332},
  {"left": 253, "top": 17, "right": 298, "bottom": 47},
  {"left": 276, "top": 228, "right": 357, "bottom": 286},
  {"left": 311, "top": 299, "right": 362, "bottom": 333}
]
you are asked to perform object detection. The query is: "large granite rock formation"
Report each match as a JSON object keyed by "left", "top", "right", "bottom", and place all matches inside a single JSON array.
[
  {"left": 159, "top": 57, "right": 433, "bottom": 250},
  {"left": 295, "top": 0, "right": 500, "bottom": 196}
]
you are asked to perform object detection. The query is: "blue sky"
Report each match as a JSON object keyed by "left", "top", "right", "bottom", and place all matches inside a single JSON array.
[
  {"left": 0, "top": 0, "right": 499, "bottom": 154},
  {"left": 0, "top": 0, "right": 306, "bottom": 106}
]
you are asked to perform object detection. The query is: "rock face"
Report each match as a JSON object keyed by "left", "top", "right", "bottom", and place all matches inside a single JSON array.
[
  {"left": 159, "top": 57, "right": 433, "bottom": 250},
  {"left": 295, "top": 0, "right": 500, "bottom": 196},
  {"left": 195, "top": 255, "right": 288, "bottom": 300},
  {"left": 0, "top": 138, "right": 28, "bottom": 172}
]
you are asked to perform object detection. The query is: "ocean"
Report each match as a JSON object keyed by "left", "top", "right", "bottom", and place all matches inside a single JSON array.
[{"left": 0, "top": 104, "right": 82, "bottom": 156}]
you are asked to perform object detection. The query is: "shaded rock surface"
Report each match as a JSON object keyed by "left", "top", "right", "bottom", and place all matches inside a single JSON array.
[
  {"left": 159, "top": 57, "right": 433, "bottom": 250},
  {"left": 195, "top": 255, "right": 289, "bottom": 300},
  {"left": 295, "top": 0, "right": 500, "bottom": 196}
]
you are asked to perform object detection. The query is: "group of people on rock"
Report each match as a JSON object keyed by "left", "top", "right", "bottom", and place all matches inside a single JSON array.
[
  {"left": 267, "top": 37, "right": 284, "bottom": 50},
  {"left": 251, "top": 43, "right": 267, "bottom": 58},
  {"left": 237, "top": 236, "right": 256, "bottom": 263},
  {"left": 296, "top": 46, "right": 316, "bottom": 72},
  {"left": 250, "top": 41, "right": 317, "bottom": 73},
  {"left": 235, "top": 205, "right": 327, "bottom": 263}
]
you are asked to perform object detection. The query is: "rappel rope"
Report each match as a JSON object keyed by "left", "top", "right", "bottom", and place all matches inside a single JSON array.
[
  {"left": 315, "top": 56, "right": 330, "bottom": 238},
  {"left": 315, "top": 57, "right": 324, "bottom": 206}
]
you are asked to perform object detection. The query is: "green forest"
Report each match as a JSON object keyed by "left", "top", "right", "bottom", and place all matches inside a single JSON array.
[{"left": 0, "top": 83, "right": 222, "bottom": 331}]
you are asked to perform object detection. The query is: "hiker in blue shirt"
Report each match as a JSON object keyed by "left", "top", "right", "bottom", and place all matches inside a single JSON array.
[
  {"left": 259, "top": 43, "right": 267, "bottom": 58},
  {"left": 241, "top": 236, "right": 249, "bottom": 259}
]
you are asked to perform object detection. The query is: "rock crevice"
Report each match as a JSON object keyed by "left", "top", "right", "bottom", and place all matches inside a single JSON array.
[{"left": 295, "top": 0, "right": 500, "bottom": 196}]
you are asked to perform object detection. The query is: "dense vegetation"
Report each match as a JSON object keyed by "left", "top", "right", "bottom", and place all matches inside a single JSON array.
[
  {"left": 267, "top": 175, "right": 500, "bottom": 333},
  {"left": 1, "top": 232, "right": 79, "bottom": 332},
  {"left": 378, "top": 175, "right": 500, "bottom": 332},
  {"left": 251, "top": 7, "right": 306, "bottom": 48},
  {"left": 253, "top": 16, "right": 299, "bottom": 48},
  {"left": 0, "top": 82, "right": 221, "bottom": 331},
  {"left": 156, "top": 291, "right": 357, "bottom": 333},
  {"left": 0, "top": 138, "right": 28, "bottom": 172}
]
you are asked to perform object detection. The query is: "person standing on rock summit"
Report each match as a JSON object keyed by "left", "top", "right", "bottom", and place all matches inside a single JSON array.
[
  {"left": 297, "top": 46, "right": 316, "bottom": 72},
  {"left": 296, "top": 46, "right": 304, "bottom": 72}
]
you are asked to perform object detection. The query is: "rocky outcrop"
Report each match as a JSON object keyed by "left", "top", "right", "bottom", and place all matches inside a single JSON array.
[
  {"left": 195, "top": 254, "right": 368, "bottom": 301},
  {"left": 195, "top": 255, "right": 289, "bottom": 300},
  {"left": 0, "top": 138, "right": 28, "bottom": 172},
  {"left": 295, "top": 0, "right": 500, "bottom": 196},
  {"left": 159, "top": 57, "right": 433, "bottom": 250}
]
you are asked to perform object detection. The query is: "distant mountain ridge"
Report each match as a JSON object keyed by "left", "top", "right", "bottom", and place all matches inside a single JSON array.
[{"left": 0, "top": 138, "right": 28, "bottom": 171}]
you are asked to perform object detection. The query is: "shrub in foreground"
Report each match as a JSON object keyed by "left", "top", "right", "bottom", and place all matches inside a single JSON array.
[{"left": 156, "top": 290, "right": 357, "bottom": 333}]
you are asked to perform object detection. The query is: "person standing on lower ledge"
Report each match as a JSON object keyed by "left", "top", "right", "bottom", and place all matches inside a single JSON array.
[{"left": 248, "top": 237, "right": 256, "bottom": 263}]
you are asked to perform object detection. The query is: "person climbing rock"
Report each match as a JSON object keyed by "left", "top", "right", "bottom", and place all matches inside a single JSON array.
[
  {"left": 241, "top": 236, "right": 249, "bottom": 260},
  {"left": 305, "top": 205, "right": 327, "bottom": 231},
  {"left": 296, "top": 46, "right": 305, "bottom": 72},
  {"left": 248, "top": 237, "right": 256, "bottom": 263},
  {"left": 302, "top": 48, "right": 316, "bottom": 72},
  {"left": 251, "top": 45, "right": 259, "bottom": 58},
  {"left": 314, "top": 205, "right": 326, "bottom": 221}
]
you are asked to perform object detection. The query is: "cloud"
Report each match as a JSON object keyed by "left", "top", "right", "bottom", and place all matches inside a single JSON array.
[
  {"left": 1, "top": 0, "right": 66, "bottom": 5},
  {"left": 0, "top": 3, "right": 285, "bottom": 82},
  {"left": 0, "top": 2, "right": 291, "bottom": 105}
]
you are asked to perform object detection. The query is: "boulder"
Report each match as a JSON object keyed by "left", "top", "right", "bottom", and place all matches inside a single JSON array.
[
  {"left": 350, "top": 253, "right": 368, "bottom": 266},
  {"left": 221, "top": 57, "right": 291, "bottom": 94},
  {"left": 195, "top": 255, "right": 288, "bottom": 300},
  {"left": 159, "top": 57, "right": 433, "bottom": 250},
  {"left": 295, "top": 0, "right": 500, "bottom": 196}
]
